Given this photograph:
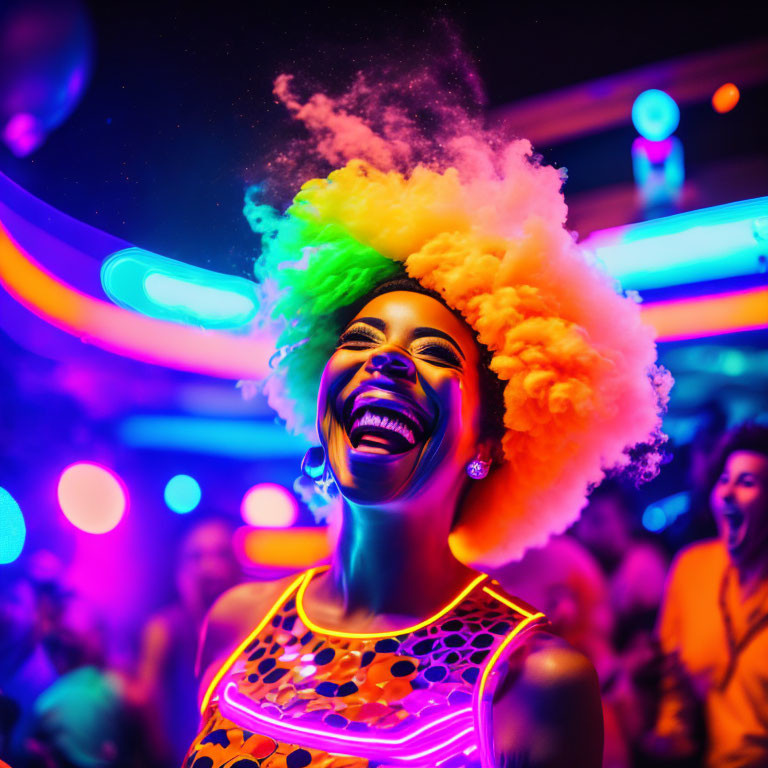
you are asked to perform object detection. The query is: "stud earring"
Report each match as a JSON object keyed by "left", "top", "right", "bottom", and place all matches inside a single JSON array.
[{"left": 466, "top": 457, "right": 490, "bottom": 480}]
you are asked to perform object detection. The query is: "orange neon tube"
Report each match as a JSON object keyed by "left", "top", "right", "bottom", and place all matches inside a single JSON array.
[
  {"left": 0, "top": 220, "right": 273, "bottom": 380},
  {"left": 640, "top": 286, "right": 768, "bottom": 342},
  {"left": 235, "top": 527, "right": 331, "bottom": 570}
]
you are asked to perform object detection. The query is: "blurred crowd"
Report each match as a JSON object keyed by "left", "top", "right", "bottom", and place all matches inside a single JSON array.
[{"left": 1, "top": 422, "right": 767, "bottom": 768}]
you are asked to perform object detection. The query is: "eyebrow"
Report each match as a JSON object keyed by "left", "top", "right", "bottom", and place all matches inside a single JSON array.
[
  {"left": 346, "top": 317, "right": 386, "bottom": 332},
  {"left": 413, "top": 327, "right": 465, "bottom": 360},
  {"left": 345, "top": 318, "right": 465, "bottom": 360}
]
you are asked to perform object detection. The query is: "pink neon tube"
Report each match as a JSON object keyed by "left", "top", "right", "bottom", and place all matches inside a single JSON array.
[{"left": 220, "top": 680, "right": 476, "bottom": 764}]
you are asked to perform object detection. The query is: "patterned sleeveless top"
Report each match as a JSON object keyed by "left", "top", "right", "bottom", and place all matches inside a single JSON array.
[{"left": 184, "top": 568, "right": 547, "bottom": 768}]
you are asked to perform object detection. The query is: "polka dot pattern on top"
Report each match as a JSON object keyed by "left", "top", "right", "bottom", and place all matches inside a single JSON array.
[{"left": 184, "top": 571, "right": 545, "bottom": 768}]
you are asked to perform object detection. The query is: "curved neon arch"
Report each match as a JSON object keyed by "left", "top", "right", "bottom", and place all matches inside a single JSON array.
[{"left": 0, "top": 219, "right": 273, "bottom": 379}]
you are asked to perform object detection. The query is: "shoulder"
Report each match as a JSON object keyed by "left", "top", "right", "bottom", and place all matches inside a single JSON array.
[
  {"left": 197, "top": 574, "right": 303, "bottom": 681},
  {"left": 492, "top": 632, "right": 602, "bottom": 767},
  {"left": 511, "top": 631, "right": 599, "bottom": 698}
]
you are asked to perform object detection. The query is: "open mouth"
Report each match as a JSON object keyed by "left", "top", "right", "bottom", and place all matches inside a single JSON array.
[
  {"left": 722, "top": 509, "right": 746, "bottom": 547},
  {"left": 343, "top": 392, "right": 429, "bottom": 455}
]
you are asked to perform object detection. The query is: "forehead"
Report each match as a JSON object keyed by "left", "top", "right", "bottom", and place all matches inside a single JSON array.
[
  {"left": 353, "top": 291, "right": 477, "bottom": 352},
  {"left": 724, "top": 450, "right": 768, "bottom": 476}
]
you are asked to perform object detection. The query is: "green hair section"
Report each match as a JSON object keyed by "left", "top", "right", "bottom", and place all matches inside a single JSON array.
[{"left": 244, "top": 186, "right": 403, "bottom": 436}]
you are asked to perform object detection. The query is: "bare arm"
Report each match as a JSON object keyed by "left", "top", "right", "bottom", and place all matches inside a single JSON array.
[
  {"left": 492, "top": 633, "right": 603, "bottom": 768},
  {"left": 196, "top": 575, "right": 298, "bottom": 710}
]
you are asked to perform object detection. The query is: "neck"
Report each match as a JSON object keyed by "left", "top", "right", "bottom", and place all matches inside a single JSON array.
[{"left": 326, "top": 497, "right": 476, "bottom": 618}]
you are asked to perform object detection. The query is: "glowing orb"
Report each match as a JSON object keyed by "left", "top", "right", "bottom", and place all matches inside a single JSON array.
[
  {"left": 641, "top": 505, "right": 666, "bottom": 532},
  {"left": 0, "top": 487, "right": 26, "bottom": 564},
  {"left": 57, "top": 462, "right": 128, "bottom": 534},
  {"left": 241, "top": 483, "right": 298, "bottom": 528},
  {"left": 712, "top": 83, "right": 740, "bottom": 113},
  {"left": 632, "top": 89, "right": 680, "bottom": 141},
  {"left": 164, "top": 474, "right": 202, "bottom": 514}
]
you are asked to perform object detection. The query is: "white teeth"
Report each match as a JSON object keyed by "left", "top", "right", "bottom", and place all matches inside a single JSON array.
[{"left": 351, "top": 409, "right": 415, "bottom": 445}]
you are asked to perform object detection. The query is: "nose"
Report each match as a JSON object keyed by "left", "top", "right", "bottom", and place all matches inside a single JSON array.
[
  {"left": 366, "top": 346, "right": 416, "bottom": 380},
  {"left": 714, "top": 480, "right": 735, "bottom": 506}
]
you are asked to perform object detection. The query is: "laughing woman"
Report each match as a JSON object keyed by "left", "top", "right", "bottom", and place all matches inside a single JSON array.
[{"left": 183, "top": 145, "right": 669, "bottom": 768}]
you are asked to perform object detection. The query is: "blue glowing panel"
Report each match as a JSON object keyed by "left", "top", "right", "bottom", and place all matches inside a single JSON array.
[
  {"left": 101, "top": 247, "right": 258, "bottom": 329},
  {"left": 582, "top": 197, "right": 768, "bottom": 291},
  {"left": 119, "top": 416, "right": 311, "bottom": 458},
  {"left": 164, "top": 474, "right": 202, "bottom": 514},
  {"left": 0, "top": 487, "right": 26, "bottom": 564},
  {"left": 642, "top": 491, "right": 690, "bottom": 532},
  {"left": 631, "top": 89, "right": 680, "bottom": 141}
]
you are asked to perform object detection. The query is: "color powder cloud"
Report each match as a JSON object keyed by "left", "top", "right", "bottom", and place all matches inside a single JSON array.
[{"left": 247, "top": 62, "right": 671, "bottom": 566}]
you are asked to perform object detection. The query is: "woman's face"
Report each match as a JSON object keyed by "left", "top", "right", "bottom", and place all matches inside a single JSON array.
[
  {"left": 317, "top": 291, "right": 483, "bottom": 505},
  {"left": 710, "top": 450, "right": 768, "bottom": 564}
]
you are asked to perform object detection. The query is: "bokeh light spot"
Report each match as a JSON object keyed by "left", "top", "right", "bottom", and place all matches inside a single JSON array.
[
  {"left": 57, "top": 462, "right": 128, "bottom": 534},
  {"left": 164, "top": 474, "right": 201, "bottom": 514},
  {"left": 0, "top": 487, "right": 26, "bottom": 564},
  {"left": 241, "top": 483, "right": 298, "bottom": 528},
  {"left": 642, "top": 504, "right": 667, "bottom": 532},
  {"left": 631, "top": 89, "right": 680, "bottom": 141},
  {"left": 712, "top": 83, "right": 740, "bottom": 113}
]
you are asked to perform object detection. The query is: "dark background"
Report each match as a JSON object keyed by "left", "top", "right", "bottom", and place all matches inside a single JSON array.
[{"left": 2, "top": 0, "right": 767, "bottom": 273}]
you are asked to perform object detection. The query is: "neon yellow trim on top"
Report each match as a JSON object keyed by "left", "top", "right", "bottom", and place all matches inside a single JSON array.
[
  {"left": 200, "top": 573, "right": 305, "bottom": 715},
  {"left": 295, "top": 566, "right": 488, "bottom": 639},
  {"left": 482, "top": 586, "right": 535, "bottom": 619},
  {"left": 477, "top": 611, "right": 546, "bottom": 701}
]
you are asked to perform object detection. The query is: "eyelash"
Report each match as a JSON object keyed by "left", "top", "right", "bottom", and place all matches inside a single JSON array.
[
  {"left": 337, "top": 326, "right": 381, "bottom": 348},
  {"left": 338, "top": 327, "right": 461, "bottom": 367},
  {"left": 411, "top": 338, "right": 462, "bottom": 366}
]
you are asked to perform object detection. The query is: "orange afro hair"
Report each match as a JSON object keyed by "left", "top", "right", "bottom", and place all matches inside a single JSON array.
[{"left": 247, "top": 80, "right": 671, "bottom": 567}]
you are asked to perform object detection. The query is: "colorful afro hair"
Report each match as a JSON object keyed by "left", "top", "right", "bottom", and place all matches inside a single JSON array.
[{"left": 246, "top": 75, "right": 671, "bottom": 567}]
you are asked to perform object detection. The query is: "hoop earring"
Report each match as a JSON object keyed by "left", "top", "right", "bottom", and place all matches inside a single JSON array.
[
  {"left": 301, "top": 446, "right": 337, "bottom": 500},
  {"left": 466, "top": 457, "right": 490, "bottom": 480}
]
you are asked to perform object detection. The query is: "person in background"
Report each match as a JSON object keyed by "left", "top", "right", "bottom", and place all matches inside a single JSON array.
[
  {"left": 648, "top": 422, "right": 768, "bottom": 766},
  {"left": 572, "top": 480, "right": 668, "bottom": 639},
  {"left": 571, "top": 480, "right": 670, "bottom": 765},
  {"left": 0, "top": 564, "right": 58, "bottom": 766},
  {"left": 133, "top": 517, "right": 241, "bottom": 766},
  {"left": 499, "top": 536, "right": 629, "bottom": 767}
]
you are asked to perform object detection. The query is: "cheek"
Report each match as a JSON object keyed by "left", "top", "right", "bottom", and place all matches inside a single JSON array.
[
  {"left": 423, "top": 368, "right": 481, "bottom": 444},
  {"left": 710, "top": 485, "right": 730, "bottom": 515},
  {"left": 743, "top": 486, "right": 768, "bottom": 520},
  {"left": 317, "top": 353, "right": 356, "bottom": 418}
]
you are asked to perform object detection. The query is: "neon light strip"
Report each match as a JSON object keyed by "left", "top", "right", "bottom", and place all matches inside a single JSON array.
[
  {"left": 295, "top": 566, "right": 487, "bottom": 639},
  {"left": 101, "top": 247, "right": 259, "bottom": 328},
  {"left": 581, "top": 197, "right": 768, "bottom": 291},
  {"left": 221, "top": 681, "right": 475, "bottom": 764},
  {"left": 640, "top": 286, "right": 768, "bottom": 342},
  {"left": 199, "top": 574, "right": 305, "bottom": 714},
  {"left": 474, "top": 611, "right": 547, "bottom": 768},
  {"left": 119, "top": 415, "right": 310, "bottom": 458},
  {"left": 0, "top": 221, "right": 273, "bottom": 379}
]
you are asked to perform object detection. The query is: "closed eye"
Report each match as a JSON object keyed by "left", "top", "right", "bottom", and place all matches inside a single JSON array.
[
  {"left": 411, "top": 338, "right": 462, "bottom": 367},
  {"left": 337, "top": 324, "right": 381, "bottom": 349}
]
